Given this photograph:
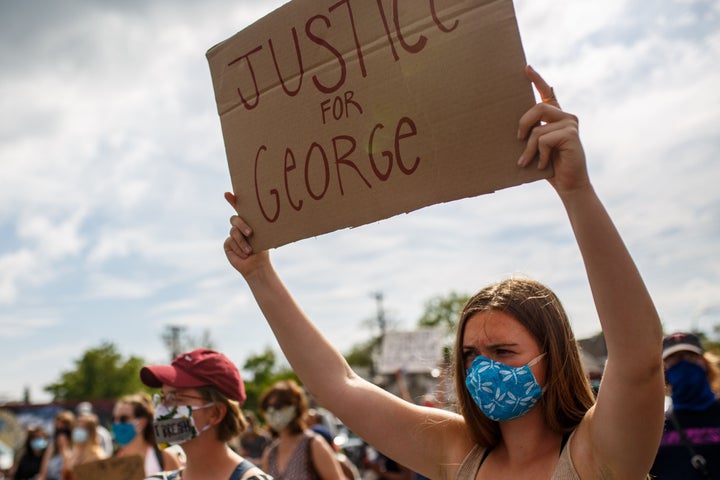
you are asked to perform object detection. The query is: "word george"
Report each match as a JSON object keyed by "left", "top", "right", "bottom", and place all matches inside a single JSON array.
[{"left": 254, "top": 115, "right": 420, "bottom": 222}]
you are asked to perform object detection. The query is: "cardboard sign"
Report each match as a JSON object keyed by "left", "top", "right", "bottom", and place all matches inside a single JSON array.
[
  {"left": 73, "top": 455, "right": 145, "bottom": 480},
  {"left": 207, "top": 0, "right": 547, "bottom": 250},
  {"left": 377, "top": 328, "right": 446, "bottom": 374}
]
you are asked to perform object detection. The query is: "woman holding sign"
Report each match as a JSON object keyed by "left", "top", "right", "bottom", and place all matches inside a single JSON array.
[{"left": 223, "top": 66, "right": 665, "bottom": 479}]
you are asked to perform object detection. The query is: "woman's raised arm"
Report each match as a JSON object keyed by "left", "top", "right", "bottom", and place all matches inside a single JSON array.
[
  {"left": 223, "top": 192, "right": 468, "bottom": 479},
  {"left": 519, "top": 66, "right": 665, "bottom": 478}
]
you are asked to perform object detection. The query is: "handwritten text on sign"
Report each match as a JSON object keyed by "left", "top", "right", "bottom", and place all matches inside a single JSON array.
[{"left": 208, "top": 0, "right": 542, "bottom": 249}]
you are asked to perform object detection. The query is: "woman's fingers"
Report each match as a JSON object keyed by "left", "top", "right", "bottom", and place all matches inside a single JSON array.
[
  {"left": 224, "top": 191, "right": 238, "bottom": 210},
  {"left": 517, "top": 110, "right": 578, "bottom": 168},
  {"left": 223, "top": 235, "right": 245, "bottom": 260},
  {"left": 518, "top": 102, "right": 569, "bottom": 139},
  {"left": 536, "top": 129, "right": 567, "bottom": 170},
  {"left": 225, "top": 214, "right": 254, "bottom": 258},
  {"left": 517, "top": 104, "right": 575, "bottom": 167},
  {"left": 230, "top": 214, "right": 253, "bottom": 238},
  {"left": 525, "top": 65, "right": 560, "bottom": 108}
]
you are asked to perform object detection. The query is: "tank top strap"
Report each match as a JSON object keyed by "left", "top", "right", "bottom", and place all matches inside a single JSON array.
[
  {"left": 455, "top": 444, "right": 490, "bottom": 480},
  {"left": 228, "top": 459, "right": 256, "bottom": 480},
  {"left": 552, "top": 430, "right": 580, "bottom": 480}
]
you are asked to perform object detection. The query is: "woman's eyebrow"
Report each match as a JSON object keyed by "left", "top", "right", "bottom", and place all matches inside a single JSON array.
[{"left": 486, "top": 342, "right": 519, "bottom": 349}]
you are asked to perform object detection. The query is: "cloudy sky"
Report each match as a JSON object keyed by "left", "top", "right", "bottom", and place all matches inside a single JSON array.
[{"left": 1, "top": 0, "right": 718, "bottom": 404}]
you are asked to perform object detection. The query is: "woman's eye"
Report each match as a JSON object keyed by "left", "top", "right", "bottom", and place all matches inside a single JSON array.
[{"left": 463, "top": 350, "right": 478, "bottom": 366}]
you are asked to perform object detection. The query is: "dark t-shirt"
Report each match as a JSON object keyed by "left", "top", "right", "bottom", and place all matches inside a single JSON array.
[
  {"left": 241, "top": 433, "right": 272, "bottom": 460},
  {"left": 650, "top": 399, "right": 720, "bottom": 479},
  {"left": 13, "top": 450, "right": 44, "bottom": 479}
]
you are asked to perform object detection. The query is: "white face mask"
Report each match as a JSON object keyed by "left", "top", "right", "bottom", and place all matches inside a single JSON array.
[
  {"left": 153, "top": 403, "right": 215, "bottom": 448},
  {"left": 264, "top": 405, "right": 297, "bottom": 432},
  {"left": 71, "top": 427, "right": 89, "bottom": 444}
]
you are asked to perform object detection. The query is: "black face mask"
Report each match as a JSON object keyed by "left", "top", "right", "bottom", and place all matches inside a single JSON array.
[{"left": 54, "top": 428, "right": 72, "bottom": 439}]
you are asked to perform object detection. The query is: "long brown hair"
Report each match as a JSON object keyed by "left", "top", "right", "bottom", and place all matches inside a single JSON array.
[
  {"left": 117, "top": 392, "right": 156, "bottom": 443},
  {"left": 453, "top": 277, "right": 595, "bottom": 447},
  {"left": 259, "top": 380, "right": 308, "bottom": 434},
  {"left": 197, "top": 385, "right": 247, "bottom": 442}
]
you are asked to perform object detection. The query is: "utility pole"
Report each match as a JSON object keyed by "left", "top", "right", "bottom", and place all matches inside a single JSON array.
[
  {"left": 372, "top": 291, "right": 387, "bottom": 348},
  {"left": 163, "top": 325, "right": 186, "bottom": 361}
]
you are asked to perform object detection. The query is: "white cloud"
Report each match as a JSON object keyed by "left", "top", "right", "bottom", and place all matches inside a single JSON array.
[
  {"left": 0, "top": 313, "right": 60, "bottom": 339},
  {"left": 0, "top": 0, "right": 718, "bottom": 403}
]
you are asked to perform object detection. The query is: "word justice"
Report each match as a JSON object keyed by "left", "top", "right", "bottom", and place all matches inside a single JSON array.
[
  {"left": 254, "top": 115, "right": 420, "bottom": 222},
  {"left": 228, "top": 0, "right": 459, "bottom": 110}
]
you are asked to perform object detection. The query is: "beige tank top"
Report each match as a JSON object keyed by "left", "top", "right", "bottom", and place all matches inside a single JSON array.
[{"left": 454, "top": 432, "right": 579, "bottom": 480}]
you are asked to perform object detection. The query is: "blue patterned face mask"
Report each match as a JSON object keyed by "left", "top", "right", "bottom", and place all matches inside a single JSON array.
[{"left": 466, "top": 353, "right": 546, "bottom": 422}]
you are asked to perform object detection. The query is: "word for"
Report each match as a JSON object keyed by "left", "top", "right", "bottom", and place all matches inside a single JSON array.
[
  {"left": 254, "top": 115, "right": 420, "bottom": 222},
  {"left": 228, "top": 0, "right": 459, "bottom": 110}
]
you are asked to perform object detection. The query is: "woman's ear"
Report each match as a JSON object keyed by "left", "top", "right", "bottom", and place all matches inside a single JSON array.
[
  {"left": 211, "top": 402, "right": 228, "bottom": 426},
  {"left": 135, "top": 417, "right": 148, "bottom": 433}
]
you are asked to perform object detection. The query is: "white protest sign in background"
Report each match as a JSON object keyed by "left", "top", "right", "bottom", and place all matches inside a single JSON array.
[{"left": 376, "top": 328, "right": 447, "bottom": 374}]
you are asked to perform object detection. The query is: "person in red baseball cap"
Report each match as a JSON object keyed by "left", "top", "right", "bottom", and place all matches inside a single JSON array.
[{"left": 141, "top": 348, "right": 272, "bottom": 480}]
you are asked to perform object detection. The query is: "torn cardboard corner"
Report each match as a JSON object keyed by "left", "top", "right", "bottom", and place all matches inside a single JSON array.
[
  {"left": 207, "top": 0, "right": 549, "bottom": 251},
  {"left": 73, "top": 455, "right": 144, "bottom": 480}
]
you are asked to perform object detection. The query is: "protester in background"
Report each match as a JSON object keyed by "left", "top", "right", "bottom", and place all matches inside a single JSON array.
[
  {"left": 224, "top": 65, "right": 665, "bottom": 479},
  {"left": 305, "top": 410, "right": 333, "bottom": 448},
  {"left": 237, "top": 412, "right": 271, "bottom": 467},
  {"left": 61, "top": 413, "right": 107, "bottom": 478},
  {"left": 140, "top": 348, "right": 272, "bottom": 480},
  {"left": 306, "top": 409, "right": 359, "bottom": 480},
  {"left": 259, "top": 380, "right": 344, "bottom": 479},
  {"left": 38, "top": 410, "right": 74, "bottom": 480},
  {"left": 112, "top": 392, "right": 184, "bottom": 476},
  {"left": 364, "top": 451, "right": 412, "bottom": 480},
  {"left": 74, "top": 402, "right": 113, "bottom": 457},
  {"left": 651, "top": 332, "right": 720, "bottom": 479},
  {"left": 9, "top": 425, "right": 49, "bottom": 480}
]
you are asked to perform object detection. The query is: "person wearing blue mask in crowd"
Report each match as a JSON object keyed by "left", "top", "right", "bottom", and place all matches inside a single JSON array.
[
  {"left": 38, "top": 410, "right": 74, "bottom": 480},
  {"left": 651, "top": 332, "right": 720, "bottom": 479},
  {"left": 112, "top": 392, "right": 184, "bottom": 476},
  {"left": 9, "top": 425, "right": 49, "bottom": 480},
  {"left": 75, "top": 401, "right": 113, "bottom": 457},
  {"left": 223, "top": 66, "right": 665, "bottom": 479},
  {"left": 61, "top": 412, "right": 107, "bottom": 478}
]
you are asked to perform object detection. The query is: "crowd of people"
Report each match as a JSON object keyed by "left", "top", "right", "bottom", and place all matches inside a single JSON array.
[
  {"left": 5, "top": 336, "right": 720, "bottom": 480},
  {"left": 5, "top": 66, "right": 720, "bottom": 479}
]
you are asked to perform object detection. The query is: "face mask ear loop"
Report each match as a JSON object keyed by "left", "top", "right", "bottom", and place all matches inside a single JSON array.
[
  {"left": 192, "top": 402, "right": 219, "bottom": 433},
  {"left": 527, "top": 352, "right": 548, "bottom": 392},
  {"left": 527, "top": 352, "right": 547, "bottom": 367}
]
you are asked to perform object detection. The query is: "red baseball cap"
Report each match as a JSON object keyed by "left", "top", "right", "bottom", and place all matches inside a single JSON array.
[{"left": 140, "top": 348, "right": 246, "bottom": 404}]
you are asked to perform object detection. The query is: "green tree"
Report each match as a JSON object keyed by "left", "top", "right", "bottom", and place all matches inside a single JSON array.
[
  {"left": 44, "top": 342, "right": 147, "bottom": 401},
  {"left": 241, "top": 347, "right": 298, "bottom": 412},
  {"left": 344, "top": 337, "right": 380, "bottom": 369},
  {"left": 417, "top": 291, "right": 471, "bottom": 332}
]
